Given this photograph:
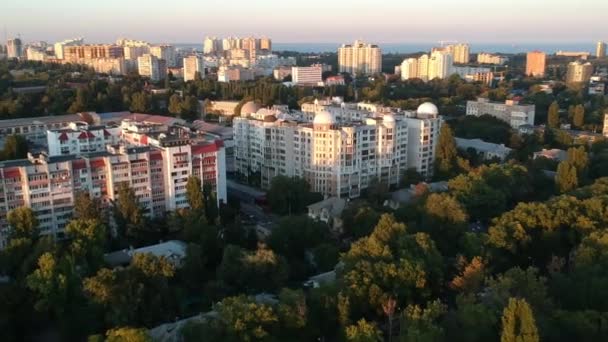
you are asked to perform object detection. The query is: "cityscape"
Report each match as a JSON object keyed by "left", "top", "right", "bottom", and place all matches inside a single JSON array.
[{"left": 0, "top": 1, "right": 608, "bottom": 341}]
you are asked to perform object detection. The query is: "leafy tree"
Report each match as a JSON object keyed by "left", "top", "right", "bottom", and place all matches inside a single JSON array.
[
  {"left": 0, "top": 134, "right": 28, "bottom": 160},
  {"left": 185, "top": 176, "right": 205, "bottom": 215},
  {"left": 435, "top": 123, "right": 458, "bottom": 179},
  {"left": 113, "top": 183, "right": 147, "bottom": 243},
  {"left": 65, "top": 219, "right": 107, "bottom": 270},
  {"left": 500, "top": 298, "right": 539, "bottom": 342},
  {"left": 555, "top": 161, "right": 578, "bottom": 193},
  {"left": 267, "top": 176, "right": 320, "bottom": 215},
  {"left": 547, "top": 101, "right": 560, "bottom": 128},
  {"left": 73, "top": 190, "right": 103, "bottom": 221},
  {"left": 449, "top": 256, "right": 486, "bottom": 294},
  {"left": 26, "top": 252, "right": 70, "bottom": 314},
  {"left": 216, "top": 295, "right": 279, "bottom": 341},
  {"left": 105, "top": 327, "right": 152, "bottom": 342},
  {"left": 566, "top": 146, "right": 588, "bottom": 180},
  {"left": 129, "top": 92, "right": 149, "bottom": 113},
  {"left": 421, "top": 193, "right": 468, "bottom": 255},
  {"left": 400, "top": 300, "right": 447, "bottom": 342},
  {"left": 345, "top": 319, "right": 383, "bottom": 342},
  {"left": 342, "top": 203, "right": 381, "bottom": 238},
  {"left": 572, "top": 104, "right": 584, "bottom": 129},
  {"left": 168, "top": 94, "right": 182, "bottom": 116},
  {"left": 7, "top": 207, "right": 39, "bottom": 240}
]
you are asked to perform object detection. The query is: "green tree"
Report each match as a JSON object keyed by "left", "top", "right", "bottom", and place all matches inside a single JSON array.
[
  {"left": 168, "top": 94, "right": 182, "bottom": 116},
  {"left": 217, "top": 295, "right": 279, "bottom": 341},
  {"left": 65, "top": 219, "right": 106, "bottom": 269},
  {"left": 400, "top": 300, "right": 447, "bottom": 342},
  {"left": 7, "top": 207, "right": 39, "bottom": 240},
  {"left": 572, "top": 104, "right": 585, "bottom": 129},
  {"left": 73, "top": 190, "right": 103, "bottom": 221},
  {"left": 113, "top": 183, "right": 147, "bottom": 243},
  {"left": 500, "top": 298, "right": 539, "bottom": 342},
  {"left": 566, "top": 146, "right": 588, "bottom": 180},
  {"left": 267, "top": 176, "right": 320, "bottom": 215},
  {"left": 435, "top": 123, "right": 458, "bottom": 179},
  {"left": 105, "top": 327, "right": 152, "bottom": 342},
  {"left": 185, "top": 176, "right": 205, "bottom": 214},
  {"left": 555, "top": 161, "right": 578, "bottom": 193},
  {"left": 547, "top": 101, "right": 560, "bottom": 128},
  {"left": 129, "top": 92, "right": 149, "bottom": 113},
  {"left": 26, "top": 252, "right": 70, "bottom": 314},
  {"left": 0, "top": 134, "right": 28, "bottom": 160},
  {"left": 345, "top": 319, "right": 383, "bottom": 342}
]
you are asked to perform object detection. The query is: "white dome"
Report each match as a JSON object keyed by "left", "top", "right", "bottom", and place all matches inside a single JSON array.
[
  {"left": 240, "top": 101, "right": 261, "bottom": 115},
  {"left": 313, "top": 110, "right": 335, "bottom": 125},
  {"left": 383, "top": 114, "right": 396, "bottom": 125},
  {"left": 417, "top": 102, "right": 439, "bottom": 116}
]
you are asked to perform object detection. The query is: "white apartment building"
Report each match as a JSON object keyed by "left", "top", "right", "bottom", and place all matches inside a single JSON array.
[
  {"left": 400, "top": 58, "right": 418, "bottom": 81},
  {"left": 428, "top": 51, "right": 454, "bottom": 80},
  {"left": 292, "top": 65, "right": 322, "bottom": 85},
  {"left": 138, "top": 54, "right": 166, "bottom": 81},
  {"left": 47, "top": 122, "right": 122, "bottom": 156},
  {"left": 338, "top": 40, "right": 382, "bottom": 76},
  {"left": 566, "top": 60, "right": 593, "bottom": 84},
  {"left": 234, "top": 102, "right": 442, "bottom": 198},
  {"left": 0, "top": 121, "right": 227, "bottom": 248},
  {"left": 183, "top": 55, "right": 205, "bottom": 82},
  {"left": 447, "top": 43, "right": 470, "bottom": 64},
  {"left": 466, "top": 98, "right": 535, "bottom": 128},
  {"left": 54, "top": 38, "right": 84, "bottom": 60},
  {"left": 150, "top": 45, "right": 177, "bottom": 67},
  {"left": 477, "top": 53, "right": 508, "bottom": 65}
]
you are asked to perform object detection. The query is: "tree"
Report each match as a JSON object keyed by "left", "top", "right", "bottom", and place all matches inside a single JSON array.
[
  {"left": 105, "top": 327, "right": 152, "bottom": 342},
  {"left": 180, "top": 96, "right": 200, "bottom": 121},
  {"left": 185, "top": 176, "right": 205, "bottom": 214},
  {"left": 421, "top": 193, "right": 468, "bottom": 255},
  {"left": 216, "top": 295, "right": 279, "bottom": 341},
  {"left": 129, "top": 92, "right": 149, "bottom": 113},
  {"left": 113, "top": 183, "right": 147, "bottom": 243},
  {"left": 566, "top": 146, "right": 588, "bottom": 180},
  {"left": 0, "top": 134, "right": 28, "bottom": 161},
  {"left": 555, "top": 161, "right": 578, "bottom": 193},
  {"left": 267, "top": 176, "right": 320, "bottom": 215},
  {"left": 435, "top": 123, "right": 458, "bottom": 179},
  {"left": 7, "top": 207, "right": 39, "bottom": 240},
  {"left": 500, "top": 298, "right": 539, "bottom": 342},
  {"left": 345, "top": 319, "right": 383, "bottom": 342},
  {"left": 547, "top": 101, "right": 560, "bottom": 128},
  {"left": 65, "top": 219, "right": 106, "bottom": 269},
  {"left": 168, "top": 94, "right": 182, "bottom": 116},
  {"left": 26, "top": 252, "right": 70, "bottom": 314},
  {"left": 572, "top": 104, "right": 585, "bottom": 129},
  {"left": 400, "top": 300, "right": 447, "bottom": 342},
  {"left": 73, "top": 190, "right": 103, "bottom": 221}
]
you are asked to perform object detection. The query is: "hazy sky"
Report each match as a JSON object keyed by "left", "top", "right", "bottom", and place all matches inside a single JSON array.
[{"left": 2, "top": 0, "right": 607, "bottom": 44}]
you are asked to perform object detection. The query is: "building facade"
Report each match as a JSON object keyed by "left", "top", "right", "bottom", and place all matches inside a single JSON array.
[
  {"left": 477, "top": 53, "right": 508, "bottom": 65},
  {"left": 54, "top": 38, "right": 84, "bottom": 59},
  {"left": 138, "top": 54, "right": 167, "bottom": 81},
  {"left": 234, "top": 102, "right": 442, "bottom": 198},
  {"left": 526, "top": 51, "right": 546, "bottom": 77},
  {"left": 7, "top": 38, "right": 23, "bottom": 59},
  {"left": 292, "top": 65, "right": 322, "bottom": 85},
  {"left": 597, "top": 41, "right": 607, "bottom": 58},
  {"left": 338, "top": 40, "right": 382, "bottom": 76},
  {"left": 183, "top": 55, "right": 205, "bottom": 82},
  {"left": 466, "top": 98, "right": 535, "bottom": 128},
  {"left": 150, "top": 45, "right": 177, "bottom": 67},
  {"left": 448, "top": 43, "right": 470, "bottom": 64},
  {"left": 64, "top": 45, "right": 124, "bottom": 61},
  {"left": 0, "top": 122, "right": 227, "bottom": 248},
  {"left": 566, "top": 60, "right": 593, "bottom": 84}
]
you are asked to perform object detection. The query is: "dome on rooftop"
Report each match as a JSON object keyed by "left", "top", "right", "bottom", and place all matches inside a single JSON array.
[
  {"left": 240, "top": 101, "right": 261, "bottom": 115},
  {"left": 313, "top": 110, "right": 335, "bottom": 125},
  {"left": 263, "top": 115, "right": 277, "bottom": 122},
  {"left": 383, "top": 113, "right": 396, "bottom": 125},
  {"left": 417, "top": 102, "right": 439, "bottom": 116}
]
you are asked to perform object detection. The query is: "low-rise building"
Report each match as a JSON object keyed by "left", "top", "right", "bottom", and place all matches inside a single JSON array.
[
  {"left": 455, "top": 138, "right": 512, "bottom": 161},
  {"left": 466, "top": 98, "right": 535, "bottom": 128},
  {"left": 104, "top": 240, "right": 187, "bottom": 268},
  {"left": 533, "top": 148, "right": 568, "bottom": 162},
  {"left": 217, "top": 66, "right": 255, "bottom": 82},
  {"left": 325, "top": 75, "right": 345, "bottom": 86},
  {"left": 292, "top": 65, "right": 322, "bottom": 86},
  {"left": 477, "top": 53, "right": 508, "bottom": 65}
]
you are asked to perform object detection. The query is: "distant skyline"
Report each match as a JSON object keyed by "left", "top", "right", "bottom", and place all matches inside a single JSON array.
[{"left": 2, "top": 0, "right": 608, "bottom": 44}]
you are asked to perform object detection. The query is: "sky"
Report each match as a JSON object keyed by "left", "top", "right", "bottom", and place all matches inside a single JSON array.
[{"left": 1, "top": 0, "right": 607, "bottom": 44}]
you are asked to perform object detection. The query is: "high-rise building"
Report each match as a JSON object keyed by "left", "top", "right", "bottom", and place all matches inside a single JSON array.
[
  {"left": 54, "top": 38, "right": 84, "bottom": 59},
  {"left": 477, "top": 53, "right": 508, "bottom": 65},
  {"left": 63, "top": 45, "right": 124, "bottom": 61},
  {"left": 400, "top": 58, "right": 418, "bottom": 81},
  {"left": 116, "top": 38, "right": 150, "bottom": 61},
  {"left": 138, "top": 54, "right": 166, "bottom": 81},
  {"left": 566, "top": 60, "right": 594, "bottom": 84},
  {"left": 150, "top": 45, "right": 177, "bottom": 67},
  {"left": 0, "top": 119, "right": 227, "bottom": 248},
  {"left": 260, "top": 37, "right": 272, "bottom": 51},
  {"left": 447, "top": 43, "right": 470, "bottom": 64},
  {"left": 7, "top": 38, "right": 23, "bottom": 59},
  {"left": 417, "top": 54, "right": 430, "bottom": 81},
  {"left": 234, "top": 101, "right": 442, "bottom": 197},
  {"left": 428, "top": 51, "right": 454, "bottom": 80},
  {"left": 338, "top": 40, "right": 382, "bottom": 76},
  {"left": 292, "top": 65, "right": 323, "bottom": 85},
  {"left": 467, "top": 98, "right": 535, "bottom": 128},
  {"left": 183, "top": 55, "right": 205, "bottom": 81},
  {"left": 203, "top": 37, "right": 222, "bottom": 55},
  {"left": 597, "top": 41, "right": 606, "bottom": 58},
  {"left": 26, "top": 47, "right": 48, "bottom": 61},
  {"left": 526, "top": 51, "right": 546, "bottom": 77}
]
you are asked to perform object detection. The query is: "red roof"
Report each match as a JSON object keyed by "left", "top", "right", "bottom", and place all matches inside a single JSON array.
[
  {"left": 140, "top": 135, "right": 148, "bottom": 145},
  {"left": 72, "top": 159, "right": 87, "bottom": 170},
  {"left": 103, "top": 129, "right": 111, "bottom": 137},
  {"left": 90, "top": 159, "right": 106, "bottom": 168},
  {"left": 59, "top": 132, "right": 69, "bottom": 141},
  {"left": 150, "top": 152, "right": 163, "bottom": 161},
  {"left": 191, "top": 140, "right": 223, "bottom": 155},
  {"left": 2, "top": 169, "right": 21, "bottom": 179}
]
